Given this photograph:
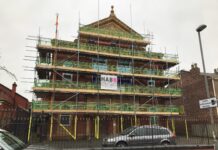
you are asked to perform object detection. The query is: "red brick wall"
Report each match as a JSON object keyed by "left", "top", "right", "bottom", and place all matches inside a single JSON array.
[
  {"left": 0, "top": 83, "right": 29, "bottom": 110},
  {"left": 171, "top": 65, "right": 217, "bottom": 119}
]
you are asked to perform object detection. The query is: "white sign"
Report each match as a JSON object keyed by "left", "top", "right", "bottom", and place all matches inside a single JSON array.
[
  {"left": 199, "top": 97, "right": 217, "bottom": 109},
  {"left": 101, "top": 75, "right": 117, "bottom": 90}
]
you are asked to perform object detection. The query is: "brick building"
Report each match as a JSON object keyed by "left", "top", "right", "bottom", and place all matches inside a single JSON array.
[
  {"left": 31, "top": 6, "right": 182, "bottom": 141},
  {"left": 0, "top": 82, "right": 29, "bottom": 142},
  {"left": 173, "top": 64, "right": 218, "bottom": 119},
  {"left": 0, "top": 82, "right": 29, "bottom": 112},
  {"left": 172, "top": 64, "right": 218, "bottom": 137}
]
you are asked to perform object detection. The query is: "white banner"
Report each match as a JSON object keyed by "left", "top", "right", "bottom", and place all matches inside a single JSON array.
[{"left": 100, "top": 75, "right": 117, "bottom": 90}]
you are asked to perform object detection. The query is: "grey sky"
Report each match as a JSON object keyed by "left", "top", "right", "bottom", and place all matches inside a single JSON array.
[{"left": 0, "top": 0, "right": 218, "bottom": 100}]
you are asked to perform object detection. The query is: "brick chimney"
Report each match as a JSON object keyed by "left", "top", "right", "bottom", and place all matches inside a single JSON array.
[
  {"left": 190, "top": 63, "right": 200, "bottom": 75},
  {"left": 12, "top": 82, "right": 17, "bottom": 106}
]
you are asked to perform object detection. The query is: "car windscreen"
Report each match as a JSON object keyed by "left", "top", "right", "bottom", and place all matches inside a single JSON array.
[
  {"left": 121, "top": 126, "right": 137, "bottom": 135},
  {"left": 0, "top": 131, "right": 25, "bottom": 150}
]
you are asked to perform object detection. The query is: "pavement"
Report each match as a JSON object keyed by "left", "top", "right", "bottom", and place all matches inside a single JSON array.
[{"left": 24, "top": 136, "right": 216, "bottom": 150}]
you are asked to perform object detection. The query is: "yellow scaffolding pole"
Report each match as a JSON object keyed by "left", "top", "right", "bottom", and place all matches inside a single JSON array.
[
  {"left": 27, "top": 112, "right": 32, "bottom": 143},
  {"left": 120, "top": 116, "right": 123, "bottom": 132},
  {"left": 95, "top": 116, "right": 100, "bottom": 139},
  {"left": 59, "top": 122, "right": 75, "bottom": 140},
  {"left": 74, "top": 115, "right": 78, "bottom": 140},
  {"left": 171, "top": 118, "right": 176, "bottom": 134},
  {"left": 185, "top": 119, "right": 189, "bottom": 139},
  {"left": 49, "top": 114, "right": 53, "bottom": 141},
  {"left": 134, "top": 115, "right": 137, "bottom": 126}
]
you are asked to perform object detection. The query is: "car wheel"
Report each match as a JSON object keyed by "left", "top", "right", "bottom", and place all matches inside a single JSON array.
[
  {"left": 161, "top": 141, "right": 170, "bottom": 145},
  {"left": 116, "top": 142, "right": 127, "bottom": 147}
]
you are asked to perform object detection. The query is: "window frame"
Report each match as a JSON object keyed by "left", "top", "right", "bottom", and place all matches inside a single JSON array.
[
  {"left": 60, "top": 114, "right": 71, "bottom": 126},
  {"left": 63, "top": 73, "right": 73, "bottom": 82}
]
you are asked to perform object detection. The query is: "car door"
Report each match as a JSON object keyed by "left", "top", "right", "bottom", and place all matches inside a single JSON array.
[
  {"left": 127, "top": 127, "right": 150, "bottom": 146},
  {"left": 149, "top": 128, "right": 169, "bottom": 144}
]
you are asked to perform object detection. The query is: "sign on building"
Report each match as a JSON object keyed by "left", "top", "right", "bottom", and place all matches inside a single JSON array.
[
  {"left": 101, "top": 75, "right": 117, "bottom": 90},
  {"left": 199, "top": 97, "right": 217, "bottom": 109}
]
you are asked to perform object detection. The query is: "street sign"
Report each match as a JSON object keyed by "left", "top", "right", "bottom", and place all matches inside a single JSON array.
[{"left": 199, "top": 97, "right": 217, "bottom": 109}]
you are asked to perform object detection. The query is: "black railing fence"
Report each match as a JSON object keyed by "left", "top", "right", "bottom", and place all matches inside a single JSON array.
[{"left": 0, "top": 108, "right": 216, "bottom": 149}]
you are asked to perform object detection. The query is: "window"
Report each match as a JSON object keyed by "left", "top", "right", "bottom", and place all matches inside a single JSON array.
[
  {"left": 92, "top": 58, "right": 107, "bottom": 64},
  {"left": 151, "top": 128, "right": 170, "bottom": 136},
  {"left": 92, "top": 58, "right": 108, "bottom": 71},
  {"left": 118, "top": 77, "right": 132, "bottom": 85},
  {"left": 63, "top": 73, "right": 73, "bottom": 82},
  {"left": 147, "top": 80, "right": 155, "bottom": 87},
  {"left": 133, "top": 127, "right": 146, "bottom": 136},
  {"left": 118, "top": 60, "right": 131, "bottom": 66},
  {"left": 60, "top": 114, "right": 71, "bottom": 126}
]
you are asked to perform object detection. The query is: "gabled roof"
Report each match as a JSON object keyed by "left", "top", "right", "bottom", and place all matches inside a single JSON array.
[
  {"left": 83, "top": 6, "right": 143, "bottom": 38},
  {"left": 0, "top": 83, "right": 29, "bottom": 103}
]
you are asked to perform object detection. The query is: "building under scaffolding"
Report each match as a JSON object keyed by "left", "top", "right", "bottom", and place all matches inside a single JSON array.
[{"left": 30, "top": 6, "right": 182, "bottom": 141}]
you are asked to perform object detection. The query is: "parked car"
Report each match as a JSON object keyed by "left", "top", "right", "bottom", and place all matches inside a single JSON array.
[
  {"left": 0, "top": 129, "right": 26, "bottom": 150},
  {"left": 102, "top": 125, "right": 176, "bottom": 147}
]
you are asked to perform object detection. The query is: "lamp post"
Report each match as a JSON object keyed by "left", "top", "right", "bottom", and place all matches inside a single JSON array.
[{"left": 196, "top": 24, "right": 216, "bottom": 141}]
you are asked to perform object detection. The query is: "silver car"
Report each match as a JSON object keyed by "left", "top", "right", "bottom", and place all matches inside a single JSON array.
[
  {"left": 102, "top": 125, "right": 176, "bottom": 147},
  {"left": 0, "top": 129, "right": 26, "bottom": 150}
]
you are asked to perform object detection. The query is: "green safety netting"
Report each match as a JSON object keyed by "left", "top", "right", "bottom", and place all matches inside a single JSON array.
[
  {"left": 37, "top": 58, "right": 179, "bottom": 78},
  {"left": 32, "top": 101, "right": 183, "bottom": 114},
  {"left": 47, "top": 39, "right": 177, "bottom": 62},
  {"left": 34, "top": 80, "right": 182, "bottom": 96}
]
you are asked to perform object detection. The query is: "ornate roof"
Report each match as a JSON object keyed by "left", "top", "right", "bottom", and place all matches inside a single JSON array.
[{"left": 83, "top": 6, "right": 143, "bottom": 38}]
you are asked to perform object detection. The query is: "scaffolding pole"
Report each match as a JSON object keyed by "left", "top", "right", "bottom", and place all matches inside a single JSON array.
[
  {"left": 171, "top": 118, "right": 176, "bottom": 134},
  {"left": 185, "top": 119, "right": 189, "bottom": 139},
  {"left": 27, "top": 112, "right": 32, "bottom": 143},
  {"left": 95, "top": 116, "right": 100, "bottom": 139},
  {"left": 120, "top": 116, "right": 123, "bottom": 132},
  {"left": 74, "top": 115, "right": 78, "bottom": 140},
  {"left": 49, "top": 113, "right": 53, "bottom": 141}
]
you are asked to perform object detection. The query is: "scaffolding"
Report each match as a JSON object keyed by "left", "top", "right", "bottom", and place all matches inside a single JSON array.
[{"left": 29, "top": 7, "right": 182, "bottom": 141}]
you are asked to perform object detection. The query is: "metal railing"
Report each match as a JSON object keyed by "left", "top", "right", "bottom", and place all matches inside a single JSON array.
[
  {"left": 37, "top": 38, "right": 178, "bottom": 63},
  {"left": 37, "top": 58, "right": 179, "bottom": 78},
  {"left": 32, "top": 101, "right": 183, "bottom": 114},
  {"left": 34, "top": 80, "right": 182, "bottom": 96}
]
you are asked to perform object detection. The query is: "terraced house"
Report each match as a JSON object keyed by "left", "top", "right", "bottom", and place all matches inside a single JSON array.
[{"left": 31, "top": 6, "right": 182, "bottom": 141}]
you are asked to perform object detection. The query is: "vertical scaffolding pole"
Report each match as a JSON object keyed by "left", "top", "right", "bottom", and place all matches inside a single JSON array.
[
  {"left": 120, "top": 116, "right": 123, "bottom": 132},
  {"left": 49, "top": 113, "right": 54, "bottom": 141},
  {"left": 96, "top": 0, "right": 101, "bottom": 139},
  {"left": 130, "top": 3, "right": 137, "bottom": 127},
  {"left": 49, "top": 14, "right": 59, "bottom": 141},
  {"left": 95, "top": 116, "right": 100, "bottom": 139},
  {"left": 74, "top": 115, "right": 78, "bottom": 140},
  {"left": 75, "top": 12, "right": 80, "bottom": 140},
  {"left": 134, "top": 115, "right": 137, "bottom": 126},
  {"left": 27, "top": 111, "right": 32, "bottom": 143},
  {"left": 185, "top": 119, "right": 189, "bottom": 139},
  {"left": 118, "top": 35, "right": 123, "bottom": 132},
  {"left": 171, "top": 118, "right": 176, "bottom": 134}
]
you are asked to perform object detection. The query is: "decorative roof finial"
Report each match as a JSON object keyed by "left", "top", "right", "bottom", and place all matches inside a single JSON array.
[{"left": 110, "top": 5, "right": 115, "bottom": 16}]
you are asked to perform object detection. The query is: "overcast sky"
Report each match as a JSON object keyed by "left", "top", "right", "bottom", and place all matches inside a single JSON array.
[{"left": 0, "top": 0, "right": 218, "bottom": 100}]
